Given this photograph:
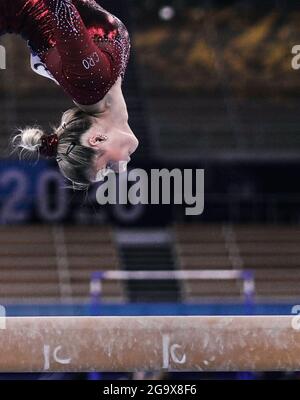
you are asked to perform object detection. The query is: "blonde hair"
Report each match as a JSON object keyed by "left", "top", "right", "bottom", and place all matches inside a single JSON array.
[{"left": 13, "top": 107, "right": 96, "bottom": 190}]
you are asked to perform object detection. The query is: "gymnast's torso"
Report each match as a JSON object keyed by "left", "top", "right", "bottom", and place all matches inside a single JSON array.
[{"left": 0, "top": 0, "right": 131, "bottom": 106}]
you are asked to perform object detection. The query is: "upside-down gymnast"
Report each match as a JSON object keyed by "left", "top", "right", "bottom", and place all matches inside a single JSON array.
[{"left": 0, "top": 0, "right": 139, "bottom": 188}]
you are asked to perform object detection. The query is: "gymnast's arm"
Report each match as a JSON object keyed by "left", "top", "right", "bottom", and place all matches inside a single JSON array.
[{"left": 40, "top": 0, "right": 114, "bottom": 109}]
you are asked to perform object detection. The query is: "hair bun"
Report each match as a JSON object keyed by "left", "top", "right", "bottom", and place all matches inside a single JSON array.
[
  {"left": 12, "top": 127, "right": 44, "bottom": 157},
  {"left": 12, "top": 128, "right": 58, "bottom": 159}
]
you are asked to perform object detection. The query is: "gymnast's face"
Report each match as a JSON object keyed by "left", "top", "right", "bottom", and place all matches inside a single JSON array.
[{"left": 80, "top": 116, "right": 139, "bottom": 181}]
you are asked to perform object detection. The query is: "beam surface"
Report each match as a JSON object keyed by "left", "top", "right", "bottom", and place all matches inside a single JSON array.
[{"left": 0, "top": 316, "right": 298, "bottom": 372}]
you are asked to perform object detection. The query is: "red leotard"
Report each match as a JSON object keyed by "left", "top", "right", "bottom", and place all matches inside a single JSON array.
[{"left": 0, "top": 0, "right": 131, "bottom": 105}]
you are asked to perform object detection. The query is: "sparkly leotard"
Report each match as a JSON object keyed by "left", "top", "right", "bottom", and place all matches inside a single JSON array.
[{"left": 0, "top": 0, "right": 131, "bottom": 105}]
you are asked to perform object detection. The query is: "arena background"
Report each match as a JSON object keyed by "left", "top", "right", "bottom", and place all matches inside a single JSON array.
[{"left": 0, "top": 0, "right": 300, "bottom": 379}]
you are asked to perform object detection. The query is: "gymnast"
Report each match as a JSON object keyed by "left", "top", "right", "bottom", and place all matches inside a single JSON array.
[{"left": 0, "top": 0, "right": 139, "bottom": 188}]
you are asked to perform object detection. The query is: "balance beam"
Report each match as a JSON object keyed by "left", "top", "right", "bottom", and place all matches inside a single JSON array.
[{"left": 0, "top": 316, "right": 299, "bottom": 372}]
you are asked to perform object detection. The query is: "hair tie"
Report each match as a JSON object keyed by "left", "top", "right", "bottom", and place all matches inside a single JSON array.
[{"left": 40, "top": 134, "right": 59, "bottom": 158}]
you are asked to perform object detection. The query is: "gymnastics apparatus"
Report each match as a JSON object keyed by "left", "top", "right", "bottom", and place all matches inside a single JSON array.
[
  {"left": 0, "top": 1, "right": 298, "bottom": 376},
  {"left": 0, "top": 316, "right": 298, "bottom": 372}
]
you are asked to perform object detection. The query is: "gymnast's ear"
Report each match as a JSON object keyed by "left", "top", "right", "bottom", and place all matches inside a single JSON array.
[{"left": 87, "top": 134, "right": 108, "bottom": 148}]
